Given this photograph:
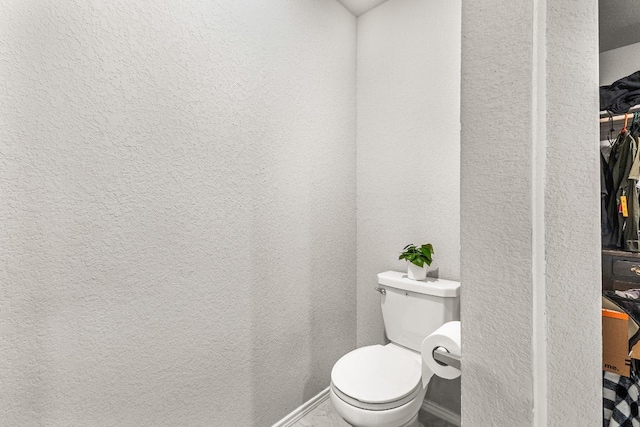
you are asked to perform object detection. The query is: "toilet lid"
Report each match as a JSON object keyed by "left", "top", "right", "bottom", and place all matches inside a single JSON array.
[{"left": 331, "top": 344, "right": 422, "bottom": 405}]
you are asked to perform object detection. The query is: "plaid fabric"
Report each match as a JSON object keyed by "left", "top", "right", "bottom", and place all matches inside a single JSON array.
[{"left": 604, "top": 371, "right": 640, "bottom": 427}]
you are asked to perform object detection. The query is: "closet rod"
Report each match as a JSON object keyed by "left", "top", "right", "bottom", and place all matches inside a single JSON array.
[{"left": 599, "top": 105, "right": 640, "bottom": 123}]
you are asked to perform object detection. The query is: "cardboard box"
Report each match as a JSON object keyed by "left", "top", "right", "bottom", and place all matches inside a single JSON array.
[{"left": 603, "top": 309, "right": 631, "bottom": 377}]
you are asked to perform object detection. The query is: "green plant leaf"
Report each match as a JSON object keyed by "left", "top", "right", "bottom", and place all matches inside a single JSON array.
[
  {"left": 422, "top": 243, "right": 434, "bottom": 253},
  {"left": 420, "top": 247, "right": 432, "bottom": 258},
  {"left": 399, "top": 243, "right": 435, "bottom": 268}
]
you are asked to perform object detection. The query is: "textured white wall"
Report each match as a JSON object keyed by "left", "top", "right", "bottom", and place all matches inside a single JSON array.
[
  {"left": 356, "top": 0, "right": 461, "bottom": 348},
  {"left": 461, "top": 0, "right": 600, "bottom": 425},
  {"left": 600, "top": 42, "right": 640, "bottom": 85},
  {"left": 460, "top": 2, "right": 535, "bottom": 423},
  {"left": 0, "top": 1, "right": 356, "bottom": 426},
  {"left": 545, "top": 2, "right": 601, "bottom": 424}
]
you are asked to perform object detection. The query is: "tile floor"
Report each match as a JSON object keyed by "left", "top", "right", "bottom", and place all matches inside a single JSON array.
[
  {"left": 292, "top": 397, "right": 458, "bottom": 427},
  {"left": 291, "top": 398, "right": 348, "bottom": 427}
]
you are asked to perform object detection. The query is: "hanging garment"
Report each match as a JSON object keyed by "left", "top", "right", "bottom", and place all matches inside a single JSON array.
[
  {"left": 604, "top": 152, "right": 614, "bottom": 240},
  {"left": 604, "top": 371, "right": 640, "bottom": 427},
  {"left": 631, "top": 113, "right": 640, "bottom": 138},
  {"left": 601, "top": 71, "right": 640, "bottom": 114},
  {"left": 627, "top": 144, "right": 640, "bottom": 252},
  {"left": 604, "top": 131, "right": 640, "bottom": 251}
]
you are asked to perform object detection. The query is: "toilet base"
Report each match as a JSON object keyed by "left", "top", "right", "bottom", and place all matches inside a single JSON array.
[
  {"left": 330, "top": 387, "right": 427, "bottom": 427},
  {"left": 343, "top": 411, "right": 423, "bottom": 427},
  {"left": 397, "top": 413, "right": 422, "bottom": 427}
]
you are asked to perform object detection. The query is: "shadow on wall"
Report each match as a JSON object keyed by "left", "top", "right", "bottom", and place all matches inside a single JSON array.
[
  {"left": 426, "top": 376, "right": 461, "bottom": 415},
  {"left": 247, "top": 128, "right": 356, "bottom": 425}
]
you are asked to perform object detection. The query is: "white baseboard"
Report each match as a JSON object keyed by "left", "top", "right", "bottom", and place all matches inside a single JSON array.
[
  {"left": 421, "top": 399, "right": 461, "bottom": 426},
  {"left": 271, "top": 387, "right": 330, "bottom": 427},
  {"left": 272, "top": 387, "right": 460, "bottom": 427}
]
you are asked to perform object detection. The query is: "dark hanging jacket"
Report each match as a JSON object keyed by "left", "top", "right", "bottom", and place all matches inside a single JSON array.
[
  {"left": 602, "top": 152, "right": 613, "bottom": 240},
  {"left": 604, "top": 131, "right": 640, "bottom": 251}
]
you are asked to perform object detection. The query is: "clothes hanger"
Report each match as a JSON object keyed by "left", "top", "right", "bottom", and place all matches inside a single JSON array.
[{"left": 608, "top": 111, "right": 616, "bottom": 145}]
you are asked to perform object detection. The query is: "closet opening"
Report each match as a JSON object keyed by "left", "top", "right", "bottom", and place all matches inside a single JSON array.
[{"left": 599, "top": 2, "right": 640, "bottom": 424}]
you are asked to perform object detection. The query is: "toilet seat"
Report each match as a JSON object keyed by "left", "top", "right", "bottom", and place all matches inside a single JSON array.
[
  {"left": 330, "top": 344, "right": 423, "bottom": 411},
  {"left": 331, "top": 380, "right": 422, "bottom": 411}
]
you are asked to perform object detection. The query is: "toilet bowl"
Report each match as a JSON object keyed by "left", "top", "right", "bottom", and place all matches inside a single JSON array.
[
  {"left": 329, "top": 271, "right": 460, "bottom": 427},
  {"left": 330, "top": 344, "right": 427, "bottom": 427}
]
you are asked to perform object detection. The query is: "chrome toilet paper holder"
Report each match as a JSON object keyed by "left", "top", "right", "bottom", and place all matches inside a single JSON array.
[{"left": 432, "top": 347, "right": 461, "bottom": 370}]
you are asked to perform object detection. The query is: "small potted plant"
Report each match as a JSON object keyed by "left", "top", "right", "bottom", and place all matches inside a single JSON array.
[{"left": 399, "top": 243, "right": 434, "bottom": 281}]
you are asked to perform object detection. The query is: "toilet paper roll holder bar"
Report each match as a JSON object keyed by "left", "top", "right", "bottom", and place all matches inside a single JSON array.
[{"left": 432, "top": 347, "right": 461, "bottom": 370}]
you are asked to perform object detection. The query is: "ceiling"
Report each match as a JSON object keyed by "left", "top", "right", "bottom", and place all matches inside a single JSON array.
[
  {"left": 600, "top": 0, "right": 640, "bottom": 52},
  {"left": 336, "top": 0, "right": 388, "bottom": 16},
  {"left": 336, "top": 1, "right": 639, "bottom": 52}
]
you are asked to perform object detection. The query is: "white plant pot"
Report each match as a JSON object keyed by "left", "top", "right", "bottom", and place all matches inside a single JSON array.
[{"left": 407, "top": 262, "right": 428, "bottom": 281}]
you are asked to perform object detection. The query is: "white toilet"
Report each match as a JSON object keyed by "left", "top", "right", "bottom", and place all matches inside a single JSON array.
[{"left": 330, "top": 271, "right": 460, "bottom": 427}]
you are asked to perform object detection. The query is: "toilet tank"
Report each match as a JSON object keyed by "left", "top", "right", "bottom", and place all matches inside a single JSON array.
[{"left": 377, "top": 271, "right": 460, "bottom": 352}]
